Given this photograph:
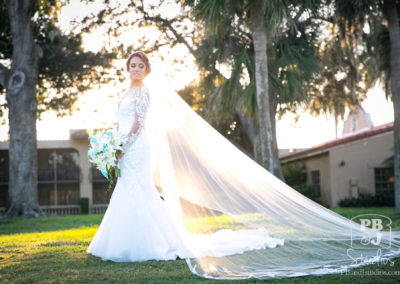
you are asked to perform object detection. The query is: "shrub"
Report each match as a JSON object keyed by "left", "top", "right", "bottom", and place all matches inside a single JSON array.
[
  {"left": 293, "top": 184, "right": 316, "bottom": 200},
  {"left": 338, "top": 192, "right": 394, "bottom": 207},
  {"left": 282, "top": 162, "right": 318, "bottom": 201},
  {"left": 282, "top": 162, "right": 307, "bottom": 186},
  {"left": 80, "top": 197, "right": 89, "bottom": 214}
]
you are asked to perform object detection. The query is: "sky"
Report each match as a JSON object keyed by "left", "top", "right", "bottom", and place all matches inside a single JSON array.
[
  {"left": 276, "top": 83, "right": 393, "bottom": 148},
  {"left": 0, "top": 0, "right": 394, "bottom": 149}
]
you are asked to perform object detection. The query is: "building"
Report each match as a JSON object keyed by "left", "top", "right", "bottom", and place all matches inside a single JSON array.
[
  {"left": 0, "top": 129, "right": 111, "bottom": 215},
  {"left": 0, "top": 109, "right": 395, "bottom": 213},
  {"left": 280, "top": 110, "right": 394, "bottom": 208}
]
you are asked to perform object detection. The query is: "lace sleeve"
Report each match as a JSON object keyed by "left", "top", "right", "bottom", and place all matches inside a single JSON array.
[{"left": 122, "top": 88, "right": 150, "bottom": 152}]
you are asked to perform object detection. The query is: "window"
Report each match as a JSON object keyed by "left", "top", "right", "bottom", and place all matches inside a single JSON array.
[
  {"left": 311, "top": 170, "right": 321, "bottom": 198},
  {"left": 374, "top": 167, "right": 394, "bottom": 195},
  {"left": 0, "top": 149, "right": 80, "bottom": 207},
  {"left": 38, "top": 149, "right": 80, "bottom": 206},
  {"left": 92, "top": 166, "right": 115, "bottom": 204}
]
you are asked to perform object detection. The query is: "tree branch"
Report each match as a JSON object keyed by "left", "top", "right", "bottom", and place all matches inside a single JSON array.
[{"left": 135, "top": 3, "right": 196, "bottom": 56}]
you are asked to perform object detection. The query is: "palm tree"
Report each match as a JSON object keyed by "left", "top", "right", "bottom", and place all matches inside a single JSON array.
[
  {"left": 247, "top": 0, "right": 275, "bottom": 173},
  {"left": 185, "top": 0, "right": 321, "bottom": 179}
]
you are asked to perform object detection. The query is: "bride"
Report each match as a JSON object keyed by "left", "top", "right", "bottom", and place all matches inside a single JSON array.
[
  {"left": 87, "top": 51, "right": 400, "bottom": 280},
  {"left": 87, "top": 51, "right": 284, "bottom": 262}
]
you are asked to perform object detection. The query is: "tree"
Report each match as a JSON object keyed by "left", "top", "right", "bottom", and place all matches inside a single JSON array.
[
  {"left": 307, "top": 28, "right": 366, "bottom": 138},
  {"left": 183, "top": 0, "right": 321, "bottom": 179},
  {"left": 0, "top": 0, "right": 115, "bottom": 217},
  {"left": 0, "top": 0, "right": 44, "bottom": 217},
  {"left": 383, "top": 0, "right": 400, "bottom": 210},
  {"left": 248, "top": 0, "right": 275, "bottom": 174},
  {"left": 78, "top": 0, "right": 321, "bottom": 180},
  {"left": 332, "top": 0, "right": 400, "bottom": 209},
  {"left": 85, "top": 0, "right": 283, "bottom": 172}
]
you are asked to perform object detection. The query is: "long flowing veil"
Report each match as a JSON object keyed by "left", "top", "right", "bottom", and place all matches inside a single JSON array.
[{"left": 144, "top": 84, "right": 400, "bottom": 279}]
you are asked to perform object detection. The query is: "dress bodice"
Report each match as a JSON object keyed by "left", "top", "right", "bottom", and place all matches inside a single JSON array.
[
  {"left": 115, "top": 86, "right": 150, "bottom": 135},
  {"left": 114, "top": 85, "right": 150, "bottom": 152}
]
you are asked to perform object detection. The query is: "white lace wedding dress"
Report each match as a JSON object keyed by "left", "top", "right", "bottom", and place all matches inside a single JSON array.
[{"left": 86, "top": 85, "right": 285, "bottom": 262}]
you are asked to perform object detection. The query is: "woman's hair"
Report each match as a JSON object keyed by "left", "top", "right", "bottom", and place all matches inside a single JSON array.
[{"left": 126, "top": 51, "right": 151, "bottom": 75}]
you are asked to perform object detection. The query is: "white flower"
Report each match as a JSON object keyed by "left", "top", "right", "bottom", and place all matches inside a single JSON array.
[{"left": 87, "top": 129, "right": 128, "bottom": 179}]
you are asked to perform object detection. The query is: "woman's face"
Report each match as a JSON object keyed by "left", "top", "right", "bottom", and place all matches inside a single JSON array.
[{"left": 128, "top": 56, "right": 147, "bottom": 82}]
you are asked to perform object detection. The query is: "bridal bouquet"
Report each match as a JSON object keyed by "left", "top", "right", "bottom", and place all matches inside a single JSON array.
[{"left": 87, "top": 129, "right": 128, "bottom": 191}]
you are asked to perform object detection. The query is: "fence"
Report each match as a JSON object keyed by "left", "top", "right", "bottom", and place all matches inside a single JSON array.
[{"left": 0, "top": 204, "right": 109, "bottom": 216}]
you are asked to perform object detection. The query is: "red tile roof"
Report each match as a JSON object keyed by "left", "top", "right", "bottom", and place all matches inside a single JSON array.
[{"left": 280, "top": 121, "right": 394, "bottom": 161}]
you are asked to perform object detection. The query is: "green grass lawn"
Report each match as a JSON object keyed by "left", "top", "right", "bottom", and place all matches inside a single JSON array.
[{"left": 1, "top": 207, "right": 400, "bottom": 283}]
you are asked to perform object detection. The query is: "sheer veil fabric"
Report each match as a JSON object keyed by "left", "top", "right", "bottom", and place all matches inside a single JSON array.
[{"left": 143, "top": 84, "right": 400, "bottom": 280}]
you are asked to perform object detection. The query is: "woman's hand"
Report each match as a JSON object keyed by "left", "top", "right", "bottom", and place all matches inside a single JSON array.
[{"left": 116, "top": 152, "right": 124, "bottom": 165}]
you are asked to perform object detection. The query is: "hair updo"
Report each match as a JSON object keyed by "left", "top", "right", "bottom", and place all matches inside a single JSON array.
[{"left": 126, "top": 51, "right": 151, "bottom": 75}]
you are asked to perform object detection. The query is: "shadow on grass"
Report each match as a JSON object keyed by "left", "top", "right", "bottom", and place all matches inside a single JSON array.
[
  {"left": 0, "top": 214, "right": 104, "bottom": 235},
  {"left": 3, "top": 249, "right": 400, "bottom": 283},
  {"left": 2, "top": 208, "right": 400, "bottom": 283},
  {"left": 2, "top": 207, "right": 400, "bottom": 235}
]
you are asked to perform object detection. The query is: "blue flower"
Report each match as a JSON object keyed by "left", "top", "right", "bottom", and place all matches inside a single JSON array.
[{"left": 101, "top": 167, "right": 108, "bottom": 179}]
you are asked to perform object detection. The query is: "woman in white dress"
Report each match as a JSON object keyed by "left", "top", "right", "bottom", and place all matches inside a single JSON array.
[
  {"left": 87, "top": 51, "right": 191, "bottom": 261},
  {"left": 87, "top": 51, "right": 400, "bottom": 280},
  {"left": 87, "top": 51, "right": 283, "bottom": 263}
]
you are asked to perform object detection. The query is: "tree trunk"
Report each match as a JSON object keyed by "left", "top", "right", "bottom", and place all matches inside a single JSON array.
[
  {"left": 384, "top": 0, "right": 400, "bottom": 210},
  {"left": 249, "top": 0, "right": 275, "bottom": 174},
  {"left": 235, "top": 98, "right": 255, "bottom": 147},
  {"left": 269, "top": 93, "right": 285, "bottom": 181},
  {"left": 252, "top": 96, "right": 285, "bottom": 181},
  {"left": 2, "top": 0, "right": 44, "bottom": 217}
]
